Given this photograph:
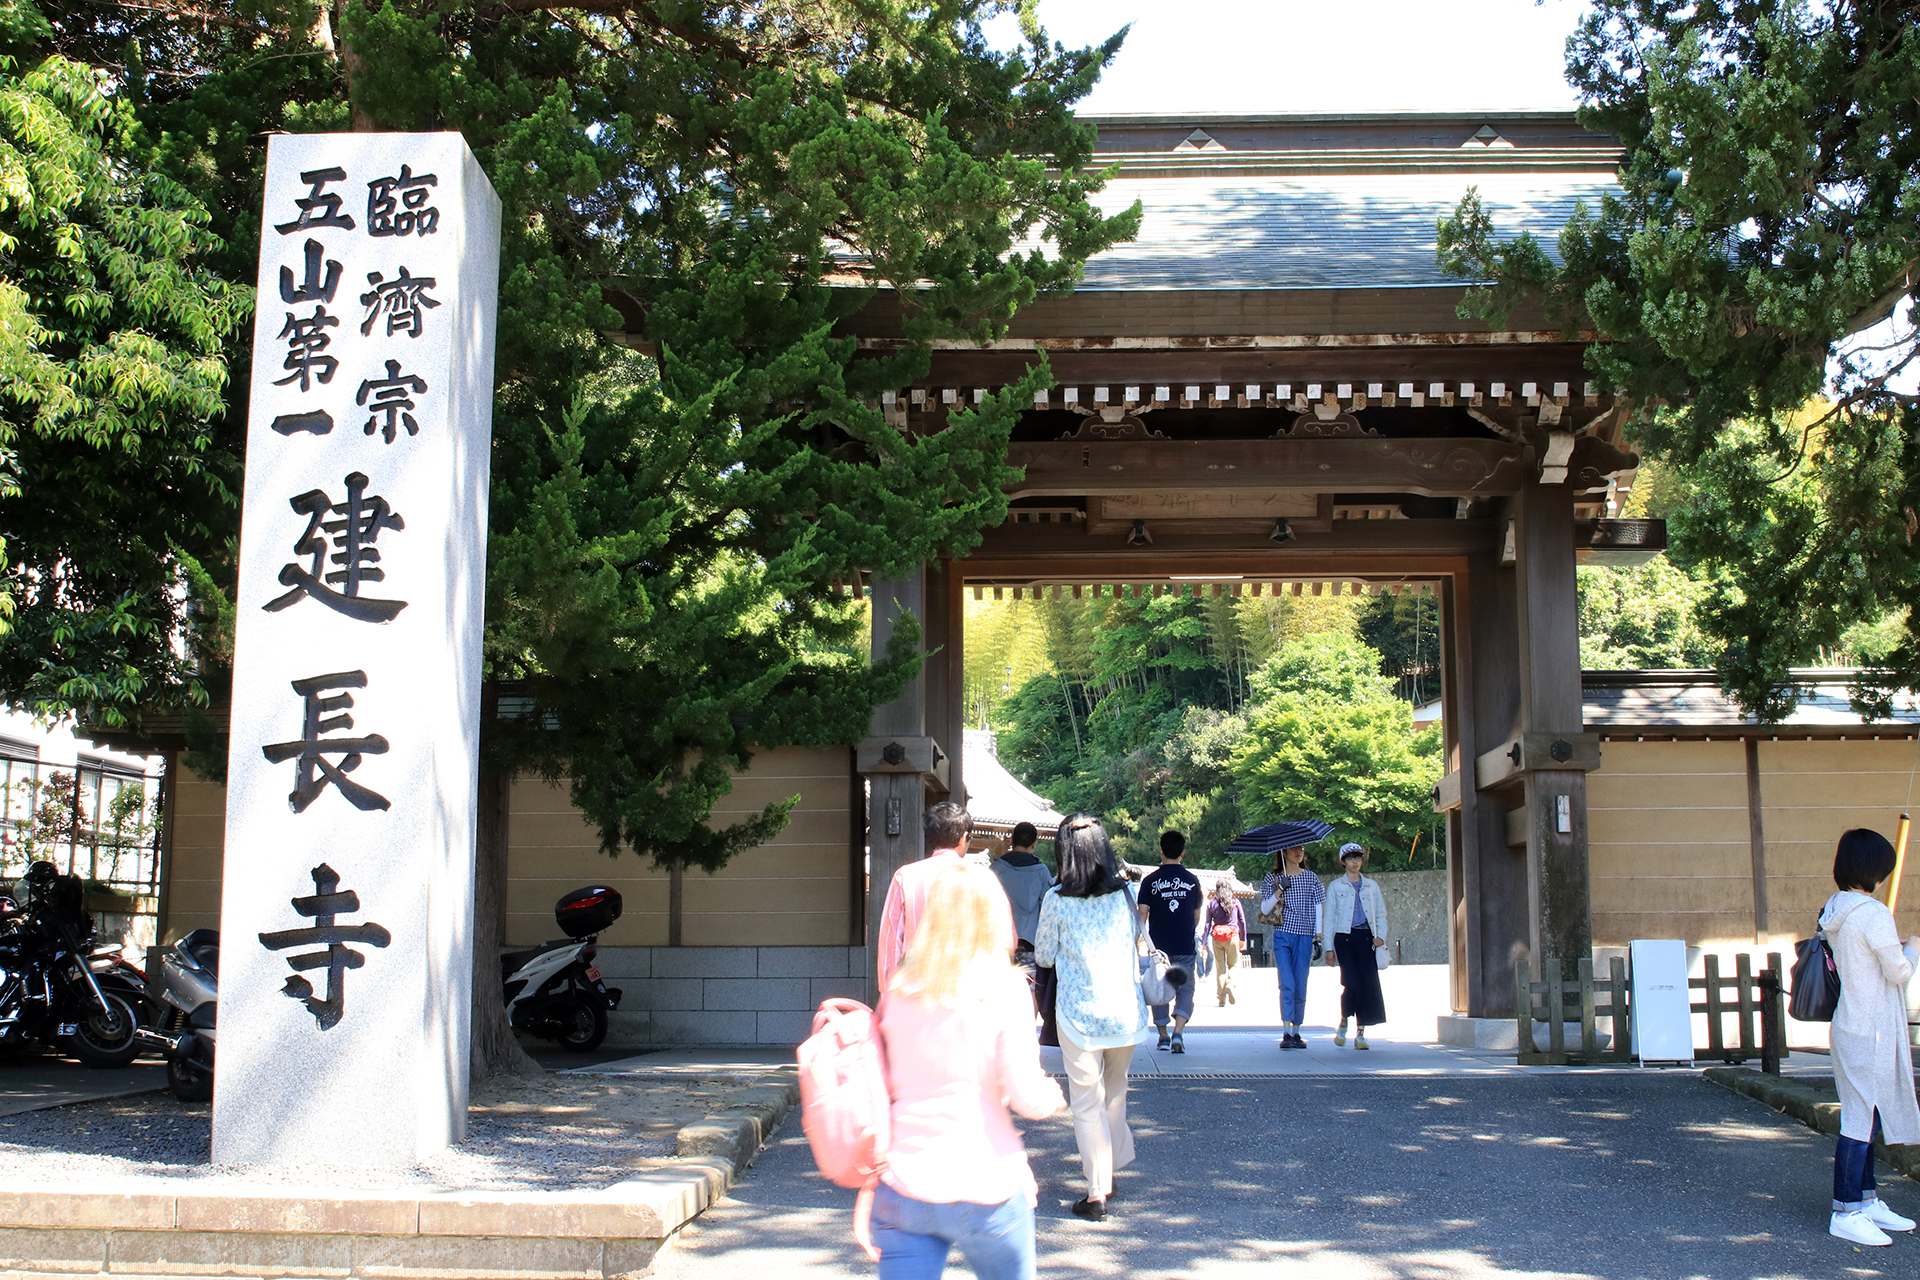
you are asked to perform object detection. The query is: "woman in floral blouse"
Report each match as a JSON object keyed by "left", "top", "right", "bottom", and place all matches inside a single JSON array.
[{"left": 1034, "top": 814, "right": 1149, "bottom": 1221}]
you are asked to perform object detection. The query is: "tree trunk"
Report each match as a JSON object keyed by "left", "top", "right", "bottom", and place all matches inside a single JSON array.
[
  {"left": 471, "top": 741, "right": 541, "bottom": 1080},
  {"left": 335, "top": 0, "right": 383, "bottom": 133}
]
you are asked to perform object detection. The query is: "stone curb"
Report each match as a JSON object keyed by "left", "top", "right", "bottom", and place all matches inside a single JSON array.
[
  {"left": 0, "top": 1065, "right": 801, "bottom": 1279},
  {"left": 1702, "top": 1066, "right": 1920, "bottom": 1180}
]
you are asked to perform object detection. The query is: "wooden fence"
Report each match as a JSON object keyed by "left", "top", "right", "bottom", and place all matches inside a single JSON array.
[
  {"left": 1513, "top": 951, "right": 1786, "bottom": 1072},
  {"left": 1692, "top": 953, "right": 1786, "bottom": 1073},
  {"left": 1515, "top": 957, "right": 1631, "bottom": 1066}
]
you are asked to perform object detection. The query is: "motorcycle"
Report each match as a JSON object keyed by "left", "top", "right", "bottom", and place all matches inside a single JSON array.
[
  {"left": 0, "top": 862, "right": 144, "bottom": 1068},
  {"left": 502, "top": 885, "right": 624, "bottom": 1052},
  {"left": 134, "top": 930, "right": 218, "bottom": 1102}
]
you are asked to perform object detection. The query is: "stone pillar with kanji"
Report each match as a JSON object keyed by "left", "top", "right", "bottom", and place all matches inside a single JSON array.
[{"left": 213, "top": 133, "right": 500, "bottom": 1166}]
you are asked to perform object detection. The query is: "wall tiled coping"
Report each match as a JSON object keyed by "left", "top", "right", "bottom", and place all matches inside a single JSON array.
[{"left": 0, "top": 1071, "right": 797, "bottom": 1279}]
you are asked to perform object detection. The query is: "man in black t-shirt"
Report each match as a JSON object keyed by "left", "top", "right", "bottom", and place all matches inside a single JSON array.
[{"left": 1139, "top": 831, "right": 1202, "bottom": 1052}]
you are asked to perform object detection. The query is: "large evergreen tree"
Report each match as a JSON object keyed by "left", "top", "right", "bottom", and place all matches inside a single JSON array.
[
  {"left": 1438, "top": 0, "right": 1920, "bottom": 718},
  {"left": 30, "top": 0, "right": 1135, "bottom": 861},
  {"left": 22, "top": 0, "right": 1136, "bottom": 1070}
]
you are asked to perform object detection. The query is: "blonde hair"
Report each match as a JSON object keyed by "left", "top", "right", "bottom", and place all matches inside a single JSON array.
[{"left": 888, "top": 862, "right": 1015, "bottom": 1005}]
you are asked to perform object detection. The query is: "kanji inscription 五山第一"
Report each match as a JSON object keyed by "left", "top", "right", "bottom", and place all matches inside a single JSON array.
[{"left": 215, "top": 133, "right": 499, "bottom": 1168}]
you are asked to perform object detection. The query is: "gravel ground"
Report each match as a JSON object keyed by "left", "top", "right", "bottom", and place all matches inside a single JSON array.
[{"left": 0, "top": 1071, "right": 744, "bottom": 1193}]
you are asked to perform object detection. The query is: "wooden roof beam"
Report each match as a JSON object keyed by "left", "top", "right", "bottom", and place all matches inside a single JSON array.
[{"left": 1007, "top": 437, "right": 1531, "bottom": 499}]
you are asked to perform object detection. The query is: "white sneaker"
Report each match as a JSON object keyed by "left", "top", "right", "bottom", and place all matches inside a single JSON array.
[
  {"left": 1865, "top": 1199, "right": 1916, "bottom": 1232},
  {"left": 1832, "top": 1210, "right": 1893, "bottom": 1246}
]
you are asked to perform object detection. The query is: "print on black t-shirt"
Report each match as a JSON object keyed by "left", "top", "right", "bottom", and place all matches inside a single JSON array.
[{"left": 1139, "top": 864, "right": 1202, "bottom": 956}]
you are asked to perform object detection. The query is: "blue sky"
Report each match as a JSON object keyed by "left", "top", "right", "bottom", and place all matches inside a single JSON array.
[{"left": 990, "top": 0, "right": 1589, "bottom": 116}]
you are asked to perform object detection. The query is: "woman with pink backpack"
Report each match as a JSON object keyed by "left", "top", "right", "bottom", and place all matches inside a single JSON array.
[{"left": 868, "top": 860, "right": 1066, "bottom": 1277}]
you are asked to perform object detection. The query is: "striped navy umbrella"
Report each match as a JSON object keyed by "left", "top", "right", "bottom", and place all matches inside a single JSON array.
[{"left": 1223, "top": 819, "right": 1334, "bottom": 856}]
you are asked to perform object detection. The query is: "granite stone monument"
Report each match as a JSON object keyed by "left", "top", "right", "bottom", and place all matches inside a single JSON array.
[{"left": 213, "top": 132, "right": 501, "bottom": 1166}]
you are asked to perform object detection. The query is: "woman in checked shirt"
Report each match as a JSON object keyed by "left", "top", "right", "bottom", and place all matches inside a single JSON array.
[{"left": 1258, "top": 845, "right": 1325, "bottom": 1050}]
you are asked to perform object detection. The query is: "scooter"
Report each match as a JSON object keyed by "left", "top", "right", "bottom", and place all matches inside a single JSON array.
[
  {"left": 134, "top": 930, "right": 218, "bottom": 1102},
  {"left": 501, "top": 885, "right": 623, "bottom": 1052}
]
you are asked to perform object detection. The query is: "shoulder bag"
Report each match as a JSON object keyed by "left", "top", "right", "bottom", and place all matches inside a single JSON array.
[
  {"left": 1789, "top": 914, "right": 1840, "bottom": 1022},
  {"left": 1128, "top": 887, "right": 1177, "bottom": 1006},
  {"left": 1257, "top": 875, "right": 1288, "bottom": 927},
  {"left": 1034, "top": 963, "right": 1060, "bottom": 1047}
]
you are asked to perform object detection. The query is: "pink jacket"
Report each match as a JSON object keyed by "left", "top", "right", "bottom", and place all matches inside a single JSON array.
[
  {"left": 878, "top": 849, "right": 1014, "bottom": 991},
  {"left": 877, "top": 968, "right": 1064, "bottom": 1206}
]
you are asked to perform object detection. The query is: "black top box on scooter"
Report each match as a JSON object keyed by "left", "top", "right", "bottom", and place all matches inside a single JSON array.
[{"left": 555, "top": 885, "right": 622, "bottom": 938}]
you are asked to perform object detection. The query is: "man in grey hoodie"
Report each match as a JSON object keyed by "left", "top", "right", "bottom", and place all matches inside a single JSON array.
[{"left": 992, "top": 822, "right": 1053, "bottom": 947}]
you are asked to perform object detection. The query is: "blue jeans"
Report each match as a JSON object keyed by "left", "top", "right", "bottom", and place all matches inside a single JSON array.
[
  {"left": 1835, "top": 1110, "right": 1884, "bottom": 1211},
  {"left": 870, "top": 1182, "right": 1036, "bottom": 1280},
  {"left": 1273, "top": 931, "right": 1314, "bottom": 1024}
]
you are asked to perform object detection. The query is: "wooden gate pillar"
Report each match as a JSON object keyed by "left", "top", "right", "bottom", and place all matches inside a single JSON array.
[
  {"left": 1512, "top": 481, "right": 1595, "bottom": 968},
  {"left": 1442, "top": 522, "right": 1528, "bottom": 1017},
  {"left": 857, "top": 566, "right": 956, "bottom": 994}
]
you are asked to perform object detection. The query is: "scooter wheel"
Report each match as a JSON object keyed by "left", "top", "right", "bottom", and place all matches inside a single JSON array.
[
  {"left": 554, "top": 998, "right": 608, "bottom": 1052},
  {"left": 167, "top": 1056, "right": 214, "bottom": 1103}
]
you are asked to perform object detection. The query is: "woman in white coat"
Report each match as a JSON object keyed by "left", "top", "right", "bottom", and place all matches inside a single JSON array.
[
  {"left": 1821, "top": 827, "right": 1920, "bottom": 1246},
  {"left": 1321, "top": 843, "right": 1388, "bottom": 1049}
]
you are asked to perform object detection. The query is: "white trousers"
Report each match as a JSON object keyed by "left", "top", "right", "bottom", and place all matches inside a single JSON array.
[{"left": 1058, "top": 1028, "right": 1136, "bottom": 1198}]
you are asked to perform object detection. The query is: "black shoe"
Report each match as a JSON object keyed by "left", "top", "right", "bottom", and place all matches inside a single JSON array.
[
  {"left": 1072, "top": 1197, "right": 1107, "bottom": 1221},
  {"left": 1170, "top": 1032, "right": 1185, "bottom": 1054},
  {"left": 1156, "top": 1029, "right": 1171, "bottom": 1050}
]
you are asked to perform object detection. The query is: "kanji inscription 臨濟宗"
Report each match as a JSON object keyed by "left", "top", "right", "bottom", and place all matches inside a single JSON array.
[{"left": 214, "top": 134, "right": 500, "bottom": 1167}]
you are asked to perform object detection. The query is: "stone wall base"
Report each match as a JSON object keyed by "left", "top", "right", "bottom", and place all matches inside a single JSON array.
[
  {"left": 0, "top": 1225, "right": 664, "bottom": 1279},
  {"left": 583, "top": 945, "right": 867, "bottom": 1048}
]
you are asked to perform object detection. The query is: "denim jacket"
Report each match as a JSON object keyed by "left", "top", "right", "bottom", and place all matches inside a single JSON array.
[{"left": 1320, "top": 875, "right": 1387, "bottom": 954}]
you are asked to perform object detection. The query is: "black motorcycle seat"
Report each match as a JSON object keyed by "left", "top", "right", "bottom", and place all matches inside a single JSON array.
[{"left": 180, "top": 928, "right": 220, "bottom": 976}]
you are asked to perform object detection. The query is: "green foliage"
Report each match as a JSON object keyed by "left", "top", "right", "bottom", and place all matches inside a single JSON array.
[
  {"left": 1233, "top": 632, "right": 1443, "bottom": 872},
  {"left": 1357, "top": 590, "right": 1443, "bottom": 704},
  {"left": 1437, "top": 0, "right": 1920, "bottom": 718},
  {"left": 994, "top": 597, "right": 1440, "bottom": 871},
  {"left": 0, "top": 13, "right": 246, "bottom": 727},
  {"left": 45, "top": 0, "right": 1137, "bottom": 870},
  {"left": 1576, "top": 559, "right": 1718, "bottom": 670}
]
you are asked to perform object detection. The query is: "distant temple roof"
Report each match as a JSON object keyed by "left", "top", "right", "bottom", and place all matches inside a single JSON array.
[
  {"left": 1060, "top": 111, "right": 1623, "bottom": 294},
  {"left": 1583, "top": 669, "right": 1920, "bottom": 736},
  {"left": 963, "top": 729, "right": 1064, "bottom": 837}
]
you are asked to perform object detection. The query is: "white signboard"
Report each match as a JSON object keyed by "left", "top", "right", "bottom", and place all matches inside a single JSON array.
[
  {"left": 1629, "top": 939, "right": 1694, "bottom": 1065},
  {"left": 213, "top": 133, "right": 501, "bottom": 1166}
]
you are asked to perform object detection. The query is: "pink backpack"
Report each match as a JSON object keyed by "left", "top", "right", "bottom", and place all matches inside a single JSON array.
[{"left": 797, "top": 997, "right": 891, "bottom": 1259}]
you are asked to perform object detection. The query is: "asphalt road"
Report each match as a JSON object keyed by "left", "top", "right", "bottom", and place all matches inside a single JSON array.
[{"left": 654, "top": 1073, "right": 1908, "bottom": 1280}]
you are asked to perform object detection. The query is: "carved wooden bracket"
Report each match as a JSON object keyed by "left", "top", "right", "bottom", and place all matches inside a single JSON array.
[
  {"left": 1058, "top": 405, "right": 1167, "bottom": 441},
  {"left": 1539, "top": 429, "right": 1577, "bottom": 484},
  {"left": 1567, "top": 434, "right": 1639, "bottom": 491},
  {"left": 1281, "top": 407, "right": 1378, "bottom": 438}
]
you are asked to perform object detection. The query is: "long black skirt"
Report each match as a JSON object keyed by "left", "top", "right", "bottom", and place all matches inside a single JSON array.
[{"left": 1334, "top": 925, "right": 1387, "bottom": 1027}]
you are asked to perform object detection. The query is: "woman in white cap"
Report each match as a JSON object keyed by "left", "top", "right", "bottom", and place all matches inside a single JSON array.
[{"left": 1321, "top": 843, "right": 1388, "bottom": 1049}]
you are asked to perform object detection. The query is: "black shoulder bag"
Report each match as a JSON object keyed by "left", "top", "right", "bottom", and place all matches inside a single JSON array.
[{"left": 1789, "top": 915, "right": 1840, "bottom": 1022}]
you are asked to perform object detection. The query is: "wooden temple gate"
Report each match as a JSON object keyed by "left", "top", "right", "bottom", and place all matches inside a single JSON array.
[{"left": 850, "top": 112, "right": 1663, "bottom": 1019}]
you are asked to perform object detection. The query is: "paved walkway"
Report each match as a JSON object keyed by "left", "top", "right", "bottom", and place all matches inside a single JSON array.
[
  {"left": 654, "top": 1071, "right": 1881, "bottom": 1280},
  {"left": 0, "top": 1055, "right": 164, "bottom": 1118}
]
